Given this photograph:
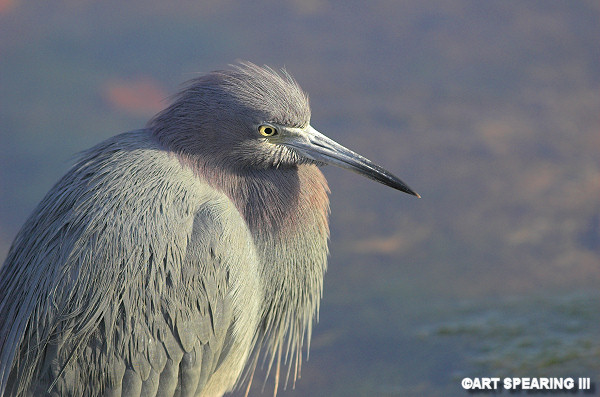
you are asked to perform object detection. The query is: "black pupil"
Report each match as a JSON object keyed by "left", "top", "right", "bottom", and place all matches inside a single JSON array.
[{"left": 264, "top": 127, "right": 273, "bottom": 135}]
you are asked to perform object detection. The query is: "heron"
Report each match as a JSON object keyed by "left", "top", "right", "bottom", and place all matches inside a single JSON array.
[{"left": 0, "top": 62, "right": 419, "bottom": 397}]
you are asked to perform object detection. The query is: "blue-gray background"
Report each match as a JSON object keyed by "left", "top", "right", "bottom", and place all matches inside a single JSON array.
[{"left": 1, "top": 1, "right": 598, "bottom": 396}]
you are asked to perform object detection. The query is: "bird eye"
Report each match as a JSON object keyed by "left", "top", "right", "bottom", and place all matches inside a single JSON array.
[{"left": 259, "top": 125, "right": 278, "bottom": 137}]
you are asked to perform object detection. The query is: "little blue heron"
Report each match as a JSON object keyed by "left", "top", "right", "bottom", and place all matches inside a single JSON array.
[{"left": 0, "top": 62, "right": 418, "bottom": 396}]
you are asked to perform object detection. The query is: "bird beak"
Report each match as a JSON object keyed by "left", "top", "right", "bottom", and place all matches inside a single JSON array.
[{"left": 284, "top": 125, "right": 420, "bottom": 197}]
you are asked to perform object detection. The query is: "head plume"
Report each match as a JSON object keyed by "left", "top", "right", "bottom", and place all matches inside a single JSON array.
[{"left": 149, "top": 62, "right": 311, "bottom": 164}]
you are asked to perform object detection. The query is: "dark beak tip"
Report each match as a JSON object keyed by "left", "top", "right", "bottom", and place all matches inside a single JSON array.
[
  {"left": 393, "top": 182, "right": 420, "bottom": 198},
  {"left": 404, "top": 188, "right": 421, "bottom": 198}
]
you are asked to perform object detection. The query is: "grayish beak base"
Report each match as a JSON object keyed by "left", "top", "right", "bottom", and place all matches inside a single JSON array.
[{"left": 283, "top": 126, "right": 420, "bottom": 198}]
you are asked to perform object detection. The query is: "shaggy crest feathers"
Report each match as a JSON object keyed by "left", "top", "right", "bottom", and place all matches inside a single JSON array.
[
  {"left": 216, "top": 62, "right": 311, "bottom": 128},
  {"left": 149, "top": 63, "right": 311, "bottom": 172}
]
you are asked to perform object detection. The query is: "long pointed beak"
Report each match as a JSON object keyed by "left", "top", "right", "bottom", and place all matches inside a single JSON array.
[{"left": 283, "top": 126, "right": 420, "bottom": 197}]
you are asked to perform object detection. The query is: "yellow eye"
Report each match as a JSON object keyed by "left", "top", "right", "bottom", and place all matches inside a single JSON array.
[{"left": 259, "top": 125, "right": 278, "bottom": 137}]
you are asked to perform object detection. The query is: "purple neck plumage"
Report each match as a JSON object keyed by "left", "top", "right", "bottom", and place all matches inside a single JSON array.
[{"left": 179, "top": 150, "right": 330, "bottom": 238}]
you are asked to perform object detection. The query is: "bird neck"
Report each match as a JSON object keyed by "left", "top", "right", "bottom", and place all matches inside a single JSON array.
[
  {"left": 189, "top": 157, "right": 331, "bottom": 375},
  {"left": 196, "top": 161, "right": 330, "bottom": 236}
]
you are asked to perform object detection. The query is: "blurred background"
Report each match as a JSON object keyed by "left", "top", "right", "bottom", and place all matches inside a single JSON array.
[{"left": 1, "top": 1, "right": 598, "bottom": 396}]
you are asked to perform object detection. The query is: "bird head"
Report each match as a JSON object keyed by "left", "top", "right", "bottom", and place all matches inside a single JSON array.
[{"left": 150, "top": 62, "right": 419, "bottom": 197}]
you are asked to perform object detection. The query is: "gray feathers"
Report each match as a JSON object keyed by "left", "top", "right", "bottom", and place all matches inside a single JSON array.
[
  {"left": 0, "top": 63, "right": 331, "bottom": 396},
  {"left": 1, "top": 130, "right": 264, "bottom": 396}
]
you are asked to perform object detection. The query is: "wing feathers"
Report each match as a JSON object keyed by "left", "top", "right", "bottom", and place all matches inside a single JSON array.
[{"left": 0, "top": 131, "right": 261, "bottom": 396}]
